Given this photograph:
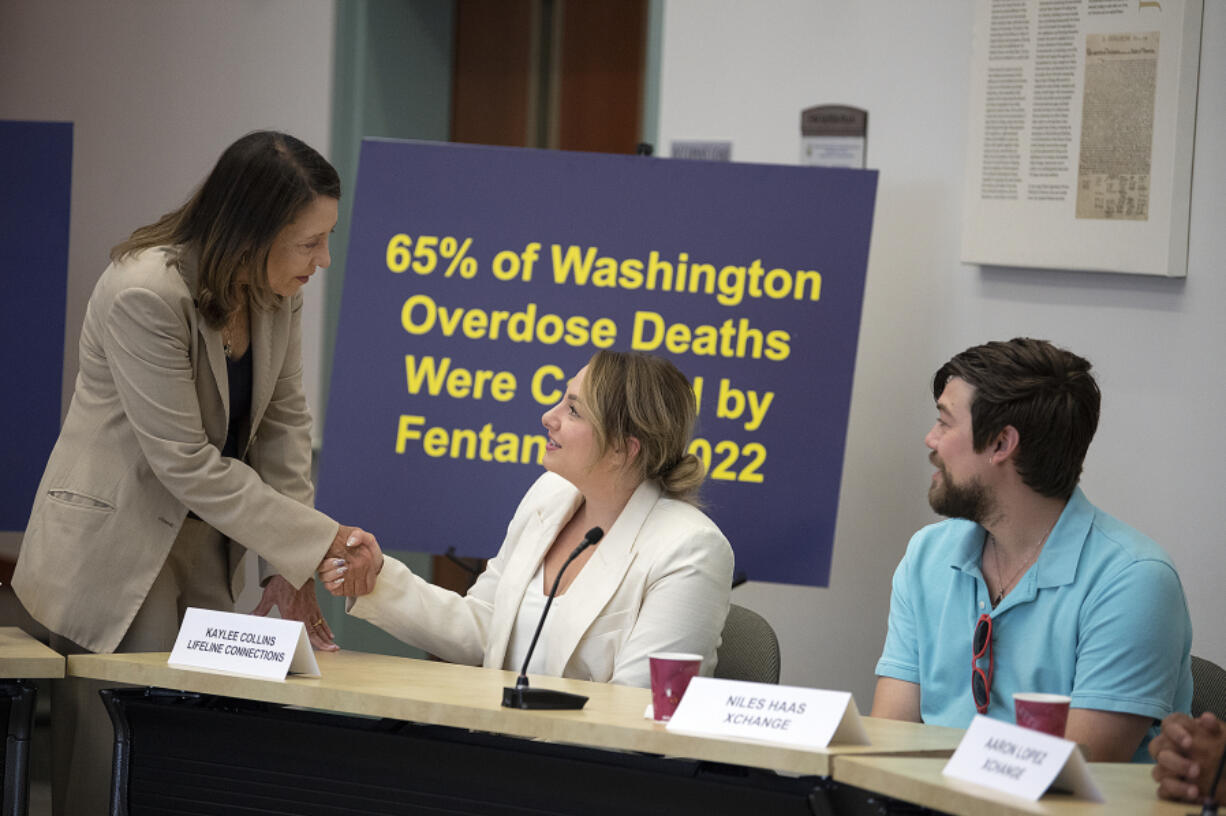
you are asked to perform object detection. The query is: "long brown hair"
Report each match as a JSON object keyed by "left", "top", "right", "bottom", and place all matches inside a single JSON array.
[{"left": 111, "top": 131, "right": 341, "bottom": 327}]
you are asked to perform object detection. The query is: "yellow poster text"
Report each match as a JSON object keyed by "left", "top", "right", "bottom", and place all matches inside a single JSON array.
[
  {"left": 394, "top": 414, "right": 768, "bottom": 482},
  {"left": 401, "top": 295, "right": 616, "bottom": 348},
  {"left": 552, "top": 244, "right": 821, "bottom": 308},
  {"left": 395, "top": 415, "right": 546, "bottom": 464},
  {"left": 691, "top": 376, "right": 774, "bottom": 431},
  {"left": 631, "top": 312, "right": 790, "bottom": 361},
  {"left": 688, "top": 438, "right": 767, "bottom": 484},
  {"left": 399, "top": 296, "right": 791, "bottom": 361},
  {"left": 404, "top": 356, "right": 567, "bottom": 405}
]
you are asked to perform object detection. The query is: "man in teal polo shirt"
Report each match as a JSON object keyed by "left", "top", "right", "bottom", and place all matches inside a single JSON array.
[{"left": 872, "top": 338, "right": 1192, "bottom": 762}]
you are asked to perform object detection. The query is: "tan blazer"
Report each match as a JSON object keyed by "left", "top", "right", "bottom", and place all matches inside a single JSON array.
[
  {"left": 350, "top": 472, "right": 734, "bottom": 688},
  {"left": 14, "top": 248, "right": 336, "bottom": 653}
]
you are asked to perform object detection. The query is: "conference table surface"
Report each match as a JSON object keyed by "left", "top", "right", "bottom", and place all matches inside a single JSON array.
[
  {"left": 67, "top": 648, "right": 963, "bottom": 776},
  {"left": 833, "top": 756, "right": 1186, "bottom": 816},
  {"left": 0, "top": 626, "right": 63, "bottom": 678}
]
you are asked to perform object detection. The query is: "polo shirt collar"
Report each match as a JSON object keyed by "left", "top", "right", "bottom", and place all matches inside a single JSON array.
[
  {"left": 950, "top": 521, "right": 990, "bottom": 575},
  {"left": 1032, "top": 486, "right": 1092, "bottom": 588},
  {"left": 948, "top": 486, "right": 1093, "bottom": 590}
]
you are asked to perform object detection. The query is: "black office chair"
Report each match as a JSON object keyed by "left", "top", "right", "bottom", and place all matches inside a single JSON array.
[
  {"left": 714, "top": 604, "right": 781, "bottom": 684},
  {"left": 0, "top": 681, "right": 36, "bottom": 816},
  {"left": 1192, "top": 655, "right": 1226, "bottom": 720}
]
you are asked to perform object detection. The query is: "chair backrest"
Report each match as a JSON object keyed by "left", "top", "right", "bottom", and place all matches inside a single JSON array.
[
  {"left": 714, "top": 603, "right": 781, "bottom": 684},
  {"left": 1192, "top": 655, "right": 1226, "bottom": 720}
]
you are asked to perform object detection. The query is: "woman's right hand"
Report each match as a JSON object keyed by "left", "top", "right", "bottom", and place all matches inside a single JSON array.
[{"left": 318, "top": 525, "right": 384, "bottom": 596}]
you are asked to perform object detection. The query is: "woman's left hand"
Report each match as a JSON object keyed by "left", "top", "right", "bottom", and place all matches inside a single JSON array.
[{"left": 250, "top": 575, "right": 339, "bottom": 651}]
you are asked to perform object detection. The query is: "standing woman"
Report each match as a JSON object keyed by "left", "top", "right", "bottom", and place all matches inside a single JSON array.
[
  {"left": 14, "top": 131, "right": 378, "bottom": 815},
  {"left": 323, "top": 350, "right": 734, "bottom": 689}
]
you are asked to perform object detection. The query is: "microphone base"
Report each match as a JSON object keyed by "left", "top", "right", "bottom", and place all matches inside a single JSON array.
[{"left": 501, "top": 686, "right": 588, "bottom": 710}]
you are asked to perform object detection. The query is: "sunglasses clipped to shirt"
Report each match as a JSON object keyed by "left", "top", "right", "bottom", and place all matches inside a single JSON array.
[{"left": 972, "top": 613, "right": 993, "bottom": 714}]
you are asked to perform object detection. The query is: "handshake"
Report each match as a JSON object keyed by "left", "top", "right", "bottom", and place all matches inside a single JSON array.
[
  {"left": 316, "top": 524, "right": 385, "bottom": 597},
  {"left": 252, "top": 525, "right": 386, "bottom": 652}
]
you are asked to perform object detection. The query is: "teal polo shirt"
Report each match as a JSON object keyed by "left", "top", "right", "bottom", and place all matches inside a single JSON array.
[{"left": 876, "top": 487, "right": 1193, "bottom": 762}]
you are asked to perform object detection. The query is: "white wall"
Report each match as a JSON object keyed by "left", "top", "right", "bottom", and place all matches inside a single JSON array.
[
  {"left": 659, "top": 0, "right": 1226, "bottom": 706},
  {"left": 0, "top": 0, "right": 336, "bottom": 440},
  {"left": 0, "top": 0, "right": 336, "bottom": 587}
]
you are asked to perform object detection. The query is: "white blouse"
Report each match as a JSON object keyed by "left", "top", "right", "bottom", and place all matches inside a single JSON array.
[{"left": 504, "top": 561, "right": 564, "bottom": 676}]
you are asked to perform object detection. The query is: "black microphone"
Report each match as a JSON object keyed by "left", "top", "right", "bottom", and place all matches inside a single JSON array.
[{"left": 501, "top": 526, "right": 604, "bottom": 710}]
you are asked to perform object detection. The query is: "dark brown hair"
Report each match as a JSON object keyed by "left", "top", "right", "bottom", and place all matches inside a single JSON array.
[
  {"left": 934, "top": 338, "right": 1100, "bottom": 500},
  {"left": 111, "top": 130, "right": 341, "bottom": 327},
  {"left": 581, "top": 351, "right": 706, "bottom": 503}
]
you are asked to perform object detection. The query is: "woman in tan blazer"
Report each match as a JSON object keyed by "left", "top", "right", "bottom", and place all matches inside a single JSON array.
[
  {"left": 322, "top": 351, "right": 734, "bottom": 688},
  {"left": 14, "top": 131, "right": 379, "bottom": 815}
]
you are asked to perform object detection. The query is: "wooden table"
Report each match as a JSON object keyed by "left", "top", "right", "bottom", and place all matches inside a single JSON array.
[
  {"left": 0, "top": 627, "right": 63, "bottom": 679},
  {"left": 68, "top": 650, "right": 968, "bottom": 815},
  {"left": 833, "top": 756, "right": 1189, "bottom": 816},
  {"left": 0, "top": 627, "right": 62, "bottom": 816},
  {"left": 68, "top": 649, "right": 963, "bottom": 777}
]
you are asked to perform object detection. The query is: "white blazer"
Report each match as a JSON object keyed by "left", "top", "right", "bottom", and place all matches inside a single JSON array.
[{"left": 349, "top": 472, "right": 734, "bottom": 688}]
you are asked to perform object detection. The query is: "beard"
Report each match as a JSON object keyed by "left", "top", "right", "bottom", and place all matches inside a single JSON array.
[{"left": 929, "top": 468, "right": 993, "bottom": 524}]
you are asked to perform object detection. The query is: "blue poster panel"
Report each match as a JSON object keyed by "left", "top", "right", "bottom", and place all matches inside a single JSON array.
[
  {"left": 319, "top": 140, "right": 876, "bottom": 587},
  {"left": 1, "top": 121, "right": 72, "bottom": 532}
]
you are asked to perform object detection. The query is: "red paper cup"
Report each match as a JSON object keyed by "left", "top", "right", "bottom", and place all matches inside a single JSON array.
[
  {"left": 1013, "top": 693, "right": 1071, "bottom": 737},
  {"left": 649, "top": 652, "right": 702, "bottom": 722}
]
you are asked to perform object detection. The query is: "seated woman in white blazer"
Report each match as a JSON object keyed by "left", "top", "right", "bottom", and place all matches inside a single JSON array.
[{"left": 321, "top": 350, "right": 734, "bottom": 688}]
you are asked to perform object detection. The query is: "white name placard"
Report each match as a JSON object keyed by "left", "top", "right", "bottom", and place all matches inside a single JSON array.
[
  {"left": 665, "top": 678, "right": 869, "bottom": 750},
  {"left": 942, "top": 715, "right": 1102, "bottom": 802},
  {"left": 168, "top": 607, "right": 320, "bottom": 680}
]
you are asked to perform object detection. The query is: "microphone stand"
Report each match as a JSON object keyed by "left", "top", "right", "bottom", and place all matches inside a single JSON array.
[{"left": 502, "top": 527, "right": 604, "bottom": 710}]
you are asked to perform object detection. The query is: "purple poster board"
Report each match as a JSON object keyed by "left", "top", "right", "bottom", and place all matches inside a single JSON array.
[
  {"left": 1, "top": 121, "right": 72, "bottom": 532},
  {"left": 319, "top": 139, "right": 876, "bottom": 586}
]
